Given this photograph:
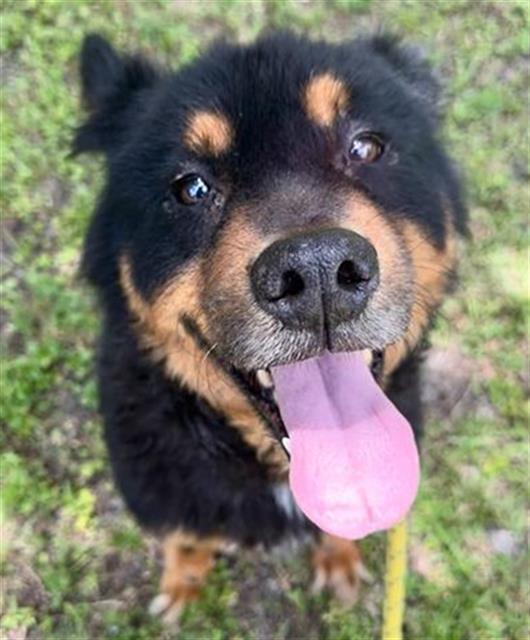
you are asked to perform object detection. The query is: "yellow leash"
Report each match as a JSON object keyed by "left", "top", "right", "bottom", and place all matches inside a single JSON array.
[{"left": 382, "top": 519, "right": 408, "bottom": 640}]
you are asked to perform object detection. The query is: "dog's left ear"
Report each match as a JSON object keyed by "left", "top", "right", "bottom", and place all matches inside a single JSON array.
[
  {"left": 369, "top": 33, "right": 442, "bottom": 118},
  {"left": 73, "top": 34, "right": 159, "bottom": 154}
]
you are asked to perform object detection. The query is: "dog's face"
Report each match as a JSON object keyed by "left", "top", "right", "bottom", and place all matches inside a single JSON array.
[
  {"left": 78, "top": 32, "right": 466, "bottom": 538},
  {"left": 79, "top": 33, "right": 464, "bottom": 376}
]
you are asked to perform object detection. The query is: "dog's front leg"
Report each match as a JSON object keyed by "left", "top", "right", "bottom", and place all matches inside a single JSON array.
[
  {"left": 149, "top": 530, "right": 228, "bottom": 626},
  {"left": 311, "top": 533, "right": 372, "bottom": 607}
]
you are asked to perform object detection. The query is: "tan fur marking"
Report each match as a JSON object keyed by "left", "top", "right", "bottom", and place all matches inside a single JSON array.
[
  {"left": 341, "top": 195, "right": 457, "bottom": 377},
  {"left": 312, "top": 535, "right": 370, "bottom": 607},
  {"left": 119, "top": 256, "right": 288, "bottom": 478},
  {"left": 205, "top": 215, "right": 272, "bottom": 292},
  {"left": 341, "top": 194, "right": 404, "bottom": 288},
  {"left": 304, "top": 73, "right": 348, "bottom": 127},
  {"left": 383, "top": 216, "right": 457, "bottom": 377},
  {"left": 119, "top": 256, "right": 202, "bottom": 338},
  {"left": 183, "top": 110, "right": 233, "bottom": 156}
]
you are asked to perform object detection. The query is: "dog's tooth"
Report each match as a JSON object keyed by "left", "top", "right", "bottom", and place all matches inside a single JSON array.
[
  {"left": 362, "top": 349, "right": 373, "bottom": 366},
  {"left": 281, "top": 437, "right": 291, "bottom": 455},
  {"left": 256, "top": 369, "right": 274, "bottom": 388}
]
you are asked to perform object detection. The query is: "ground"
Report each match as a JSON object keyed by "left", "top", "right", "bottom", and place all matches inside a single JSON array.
[{"left": 1, "top": 1, "right": 528, "bottom": 638}]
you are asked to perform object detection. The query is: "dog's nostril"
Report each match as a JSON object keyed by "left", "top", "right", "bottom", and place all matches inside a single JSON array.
[
  {"left": 279, "top": 269, "right": 305, "bottom": 299},
  {"left": 336, "top": 260, "right": 367, "bottom": 290}
]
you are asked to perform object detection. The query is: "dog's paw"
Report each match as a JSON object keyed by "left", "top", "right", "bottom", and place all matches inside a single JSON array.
[
  {"left": 311, "top": 535, "right": 372, "bottom": 607},
  {"left": 150, "top": 532, "right": 223, "bottom": 627},
  {"left": 148, "top": 584, "right": 200, "bottom": 627}
]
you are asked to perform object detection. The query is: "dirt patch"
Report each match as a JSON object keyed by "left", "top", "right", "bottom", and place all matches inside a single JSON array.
[
  {"left": 232, "top": 547, "right": 326, "bottom": 640},
  {"left": 421, "top": 345, "right": 491, "bottom": 421}
]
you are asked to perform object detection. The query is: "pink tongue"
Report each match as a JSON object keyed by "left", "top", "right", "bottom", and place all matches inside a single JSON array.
[{"left": 271, "top": 351, "right": 419, "bottom": 540}]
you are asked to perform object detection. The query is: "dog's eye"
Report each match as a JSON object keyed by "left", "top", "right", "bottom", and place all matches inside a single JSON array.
[
  {"left": 171, "top": 174, "right": 211, "bottom": 205},
  {"left": 350, "top": 134, "right": 385, "bottom": 163}
]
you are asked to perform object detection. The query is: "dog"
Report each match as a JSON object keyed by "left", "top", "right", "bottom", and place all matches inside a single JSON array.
[{"left": 74, "top": 30, "right": 466, "bottom": 624}]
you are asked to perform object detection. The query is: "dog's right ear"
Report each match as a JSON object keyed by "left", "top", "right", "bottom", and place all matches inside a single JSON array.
[
  {"left": 73, "top": 34, "right": 158, "bottom": 154},
  {"left": 80, "top": 34, "right": 128, "bottom": 112}
]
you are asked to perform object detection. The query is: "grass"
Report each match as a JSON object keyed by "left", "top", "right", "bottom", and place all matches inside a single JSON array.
[{"left": 1, "top": 0, "right": 528, "bottom": 638}]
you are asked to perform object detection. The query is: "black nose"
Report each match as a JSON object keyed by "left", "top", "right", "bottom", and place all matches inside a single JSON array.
[{"left": 250, "top": 228, "right": 379, "bottom": 331}]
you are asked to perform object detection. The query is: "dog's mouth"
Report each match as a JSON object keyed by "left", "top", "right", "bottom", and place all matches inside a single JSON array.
[
  {"left": 237, "top": 367, "right": 287, "bottom": 442},
  {"left": 237, "top": 350, "right": 384, "bottom": 450},
  {"left": 238, "top": 350, "right": 419, "bottom": 540},
  {"left": 182, "top": 316, "right": 419, "bottom": 541}
]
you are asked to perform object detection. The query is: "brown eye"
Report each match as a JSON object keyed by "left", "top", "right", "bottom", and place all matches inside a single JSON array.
[
  {"left": 350, "top": 133, "right": 385, "bottom": 163},
  {"left": 171, "top": 174, "right": 211, "bottom": 205}
]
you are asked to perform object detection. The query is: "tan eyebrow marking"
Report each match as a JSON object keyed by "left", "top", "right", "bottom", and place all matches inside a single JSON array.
[
  {"left": 183, "top": 110, "right": 233, "bottom": 156},
  {"left": 303, "top": 72, "right": 349, "bottom": 127}
]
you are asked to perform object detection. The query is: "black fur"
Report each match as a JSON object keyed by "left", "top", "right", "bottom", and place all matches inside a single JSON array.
[
  {"left": 75, "top": 31, "right": 466, "bottom": 544},
  {"left": 98, "top": 314, "right": 309, "bottom": 544},
  {"left": 75, "top": 34, "right": 159, "bottom": 154}
]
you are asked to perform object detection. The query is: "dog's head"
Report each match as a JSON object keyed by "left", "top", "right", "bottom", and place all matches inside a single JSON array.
[{"left": 77, "top": 32, "right": 466, "bottom": 538}]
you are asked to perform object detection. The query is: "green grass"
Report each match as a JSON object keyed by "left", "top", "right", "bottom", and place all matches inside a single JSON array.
[{"left": 1, "top": 0, "right": 528, "bottom": 638}]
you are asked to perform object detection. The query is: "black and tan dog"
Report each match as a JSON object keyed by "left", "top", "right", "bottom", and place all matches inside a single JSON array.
[{"left": 75, "top": 31, "right": 466, "bottom": 623}]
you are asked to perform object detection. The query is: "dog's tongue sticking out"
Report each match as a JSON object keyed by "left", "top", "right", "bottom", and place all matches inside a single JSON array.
[{"left": 271, "top": 352, "right": 419, "bottom": 540}]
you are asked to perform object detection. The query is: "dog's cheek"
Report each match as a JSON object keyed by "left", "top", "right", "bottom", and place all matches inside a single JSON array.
[
  {"left": 120, "top": 255, "right": 286, "bottom": 473},
  {"left": 119, "top": 254, "right": 203, "bottom": 341},
  {"left": 341, "top": 194, "right": 407, "bottom": 289},
  {"left": 383, "top": 214, "right": 458, "bottom": 376},
  {"left": 119, "top": 254, "right": 217, "bottom": 389},
  {"left": 201, "top": 212, "right": 273, "bottom": 344},
  {"left": 340, "top": 193, "right": 414, "bottom": 325}
]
